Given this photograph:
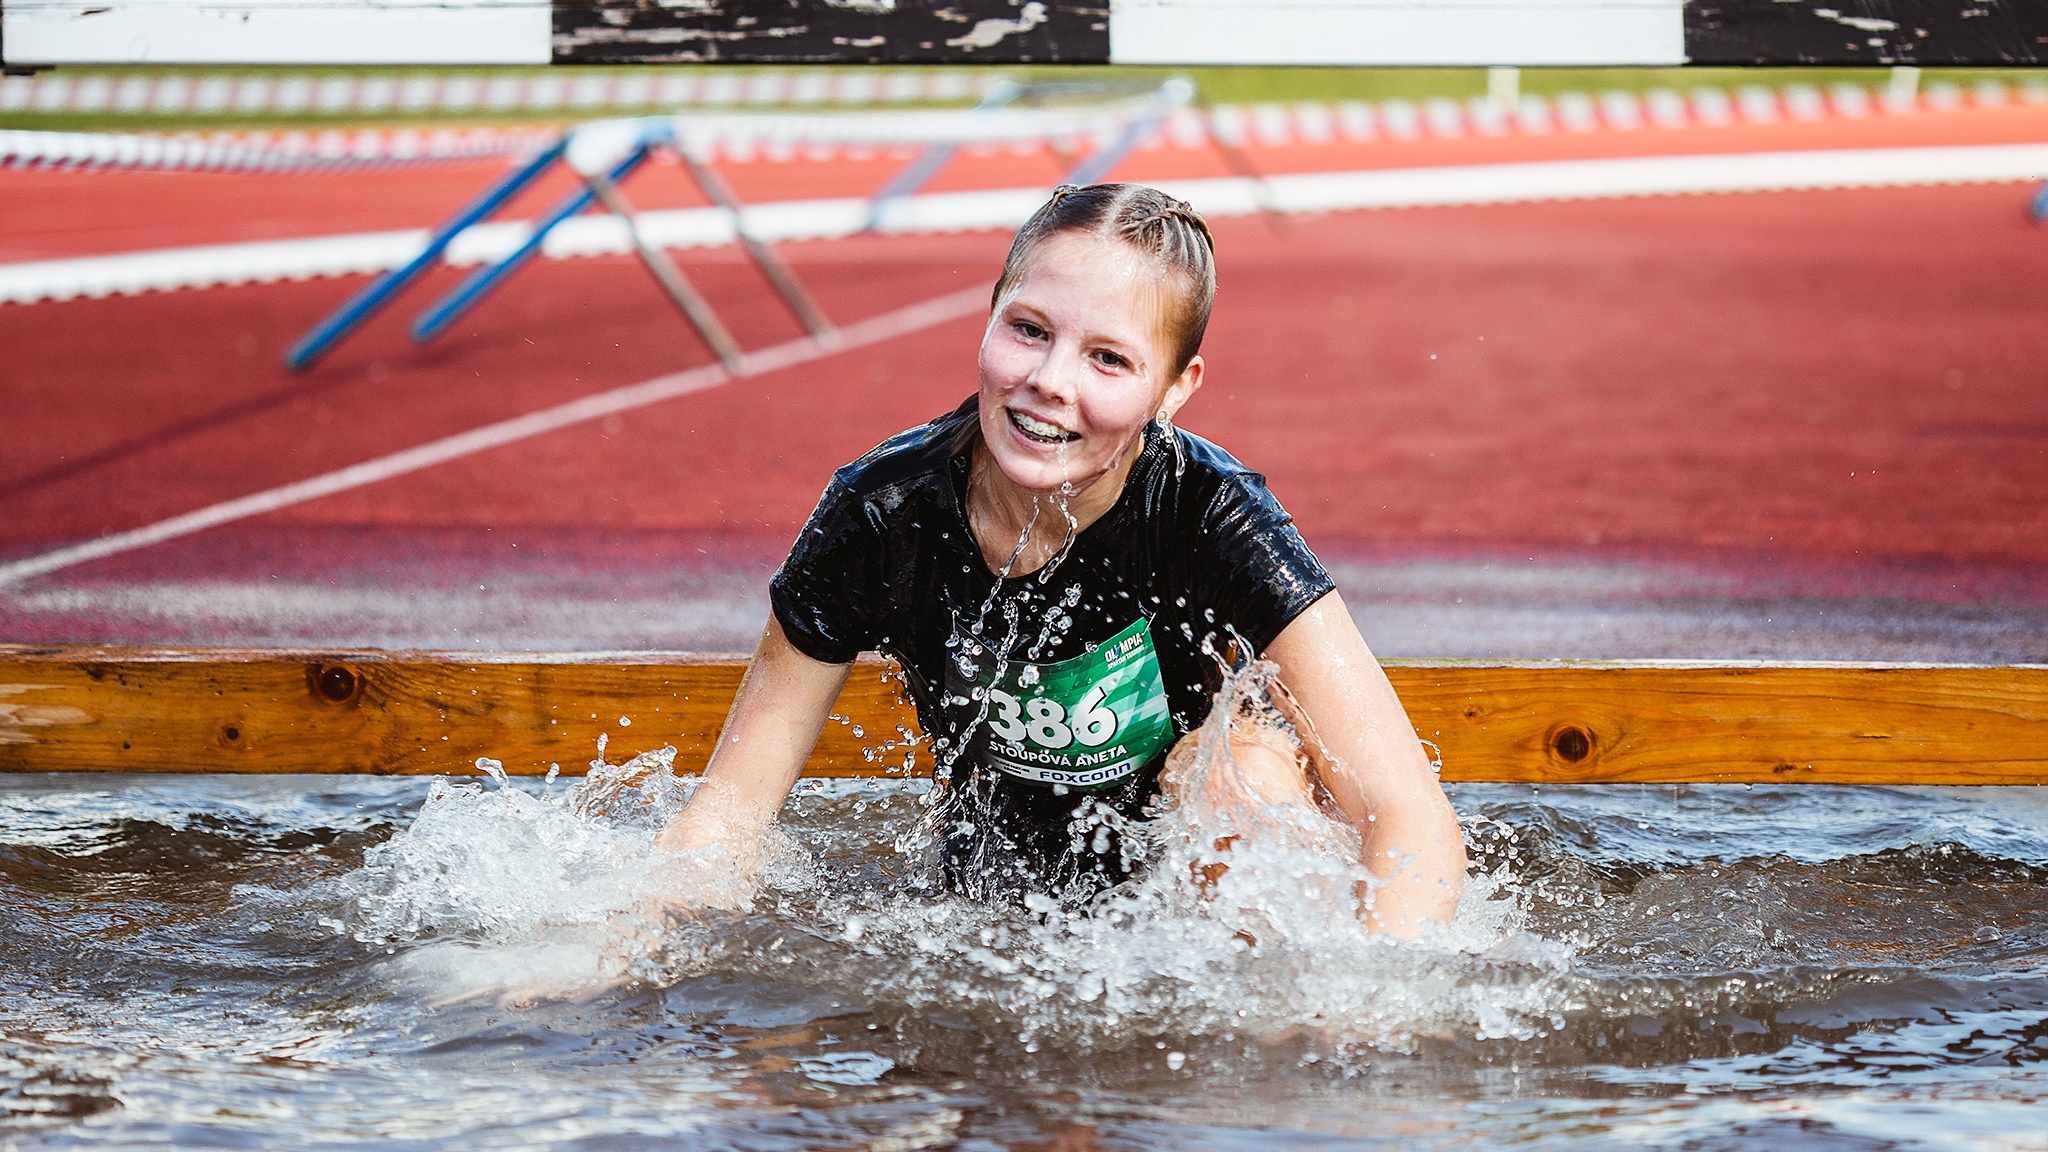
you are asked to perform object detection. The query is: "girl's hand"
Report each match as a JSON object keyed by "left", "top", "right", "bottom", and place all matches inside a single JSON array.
[{"left": 445, "top": 895, "right": 702, "bottom": 1010}]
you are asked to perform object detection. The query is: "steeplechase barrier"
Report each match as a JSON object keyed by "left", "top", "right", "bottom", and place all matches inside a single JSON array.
[{"left": 2, "top": 648, "right": 2043, "bottom": 784}]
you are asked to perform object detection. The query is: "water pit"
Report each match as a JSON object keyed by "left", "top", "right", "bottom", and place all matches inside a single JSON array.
[{"left": 4, "top": 738, "right": 2047, "bottom": 1149}]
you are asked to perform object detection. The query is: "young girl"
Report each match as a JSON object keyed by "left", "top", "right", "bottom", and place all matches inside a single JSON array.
[{"left": 658, "top": 183, "right": 1465, "bottom": 936}]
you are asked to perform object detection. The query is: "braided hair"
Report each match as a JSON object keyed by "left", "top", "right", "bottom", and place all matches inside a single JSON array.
[{"left": 990, "top": 183, "right": 1217, "bottom": 375}]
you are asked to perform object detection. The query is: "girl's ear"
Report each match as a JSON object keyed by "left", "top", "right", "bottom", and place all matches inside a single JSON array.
[{"left": 1156, "top": 354, "right": 1204, "bottom": 423}]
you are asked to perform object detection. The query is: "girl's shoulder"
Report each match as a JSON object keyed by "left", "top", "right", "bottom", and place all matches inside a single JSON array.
[
  {"left": 1169, "top": 424, "right": 1267, "bottom": 487},
  {"left": 1134, "top": 422, "right": 1287, "bottom": 526}
]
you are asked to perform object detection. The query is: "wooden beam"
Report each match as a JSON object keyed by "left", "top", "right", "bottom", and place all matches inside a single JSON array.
[
  {"left": 1396, "top": 662, "right": 2048, "bottom": 785},
  {"left": 2, "top": 646, "right": 2044, "bottom": 784},
  {"left": 0, "top": 646, "right": 922, "bottom": 779}
]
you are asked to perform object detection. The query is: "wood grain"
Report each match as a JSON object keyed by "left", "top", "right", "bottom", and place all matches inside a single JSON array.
[
  {"left": 0, "top": 647, "right": 922, "bottom": 779},
  {"left": 2, "top": 647, "right": 2044, "bottom": 784},
  {"left": 1396, "top": 662, "right": 2048, "bottom": 785}
]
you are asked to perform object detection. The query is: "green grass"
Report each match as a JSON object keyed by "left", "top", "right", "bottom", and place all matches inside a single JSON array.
[
  {"left": 1050, "top": 64, "right": 2047, "bottom": 102},
  {"left": 4, "top": 64, "right": 2042, "bottom": 134}
]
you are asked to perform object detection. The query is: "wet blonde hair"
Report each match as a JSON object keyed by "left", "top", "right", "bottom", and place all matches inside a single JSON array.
[{"left": 991, "top": 183, "right": 1217, "bottom": 376}]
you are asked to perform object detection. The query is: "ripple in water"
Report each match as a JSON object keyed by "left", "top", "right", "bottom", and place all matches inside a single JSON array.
[{"left": 3, "top": 727, "right": 2047, "bottom": 1147}]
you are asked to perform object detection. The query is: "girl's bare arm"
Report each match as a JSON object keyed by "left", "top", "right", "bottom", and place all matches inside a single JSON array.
[
  {"left": 1264, "top": 591, "right": 1467, "bottom": 936},
  {"left": 655, "top": 617, "right": 852, "bottom": 879}
]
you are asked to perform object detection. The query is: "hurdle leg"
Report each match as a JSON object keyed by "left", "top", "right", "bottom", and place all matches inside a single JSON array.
[
  {"left": 861, "top": 79, "right": 1022, "bottom": 232},
  {"left": 582, "top": 168, "right": 747, "bottom": 375},
  {"left": 861, "top": 141, "right": 962, "bottom": 232},
  {"left": 1060, "top": 105, "right": 1170, "bottom": 187},
  {"left": 676, "top": 149, "right": 836, "bottom": 344},
  {"left": 284, "top": 137, "right": 566, "bottom": 371},
  {"left": 409, "top": 146, "right": 650, "bottom": 346}
]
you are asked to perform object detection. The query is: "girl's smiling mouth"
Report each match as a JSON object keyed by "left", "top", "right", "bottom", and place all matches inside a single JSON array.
[{"left": 1008, "top": 408, "right": 1081, "bottom": 445}]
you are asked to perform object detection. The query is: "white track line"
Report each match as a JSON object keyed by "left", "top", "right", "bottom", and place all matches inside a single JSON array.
[
  {"left": 1243, "top": 142, "right": 2048, "bottom": 212},
  {"left": 9, "top": 142, "right": 2048, "bottom": 306},
  {"left": 0, "top": 285, "right": 990, "bottom": 589}
]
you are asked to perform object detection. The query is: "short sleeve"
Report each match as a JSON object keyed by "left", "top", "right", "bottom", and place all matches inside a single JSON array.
[
  {"left": 769, "top": 477, "right": 884, "bottom": 664},
  {"left": 1194, "top": 475, "right": 1337, "bottom": 655}
]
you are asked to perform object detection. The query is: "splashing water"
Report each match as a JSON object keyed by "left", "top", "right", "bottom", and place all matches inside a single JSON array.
[
  {"left": 329, "top": 660, "right": 1557, "bottom": 1065},
  {"left": 343, "top": 742, "right": 802, "bottom": 1001}
]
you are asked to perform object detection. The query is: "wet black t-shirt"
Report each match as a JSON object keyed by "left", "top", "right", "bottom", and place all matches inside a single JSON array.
[{"left": 770, "top": 398, "right": 1335, "bottom": 906}]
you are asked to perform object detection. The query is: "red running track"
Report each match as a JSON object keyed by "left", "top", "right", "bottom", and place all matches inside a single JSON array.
[
  {"left": 2, "top": 126, "right": 2047, "bottom": 610},
  {"left": 10, "top": 101, "right": 2048, "bottom": 261}
]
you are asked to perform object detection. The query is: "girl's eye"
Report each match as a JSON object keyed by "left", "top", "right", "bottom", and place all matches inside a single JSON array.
[
  {"left": 1093, "top": 349, "right": 1131, "bottom": 370},
  {"left": 1014, "top": 320, "right": 1046, "bottom": 340}
]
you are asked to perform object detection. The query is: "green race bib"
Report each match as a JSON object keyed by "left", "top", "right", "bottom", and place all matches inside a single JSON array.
[{"left": 949, "top": 615, "right": 1176, "bottom": 791}]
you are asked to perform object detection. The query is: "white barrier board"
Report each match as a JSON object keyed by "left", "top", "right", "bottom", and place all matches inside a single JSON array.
[
  {"left": 4, "top": 0, "right": 551, "bottom": 65},
  {"left": 1110, "top": 0, "right": 1684, "bottom": 66}
]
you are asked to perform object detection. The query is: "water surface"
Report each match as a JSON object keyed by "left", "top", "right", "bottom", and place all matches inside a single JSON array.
[{"left": 4, "top": 767, "right": 2047, "bottom": 1150}]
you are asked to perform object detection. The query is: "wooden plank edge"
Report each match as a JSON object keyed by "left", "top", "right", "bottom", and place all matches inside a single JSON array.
[{"left": 2, "top": 647, "right": 2045, "bottom": 785}]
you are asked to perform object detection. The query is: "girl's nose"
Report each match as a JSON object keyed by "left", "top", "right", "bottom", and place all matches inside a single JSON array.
[{"left": 1028, "top": 343, "right": 1082, "bottom": 405}]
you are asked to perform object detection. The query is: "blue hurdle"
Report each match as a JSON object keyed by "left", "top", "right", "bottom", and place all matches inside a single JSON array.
[
  {"left": 859, "top": 80, "right": 1024, "bottom": 233},
  {"left": 411, "top": 143, "right": 652, "bottom": 345},
  {"left": 1060, "top": 80, "right": 1193, "bottom": 188},
  {"left": 284, "top": 81, "right": 1195, "bottom": 375},
  {"left": 283, "top": 137, "right": 566, "bottom": 371},
  {"left": 860, "top": 78, "right": 1188, "bottom": 232}
]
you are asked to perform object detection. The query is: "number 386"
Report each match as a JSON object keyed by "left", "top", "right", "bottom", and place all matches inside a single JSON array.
[{"left": 988, "top": 685, "right": 1119, "bottom": 749}]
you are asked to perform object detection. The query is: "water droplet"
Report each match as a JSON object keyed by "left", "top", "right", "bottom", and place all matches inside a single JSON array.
[{"left": 1166, "top": 1051, "right": 1186, "bottom": 1070}]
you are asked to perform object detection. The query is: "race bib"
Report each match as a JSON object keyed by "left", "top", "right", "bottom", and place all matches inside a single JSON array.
[{"left": 948, "top": 615, "right": 1175, "bottom": 791}]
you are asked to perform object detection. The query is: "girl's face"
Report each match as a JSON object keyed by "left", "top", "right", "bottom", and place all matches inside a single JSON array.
[{"left": 976, "top": 231, "right": 1203, "bottom": 498}]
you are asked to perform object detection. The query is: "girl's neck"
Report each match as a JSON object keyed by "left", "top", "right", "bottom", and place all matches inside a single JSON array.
[{"left": 966, "top": 428, "right": 1149, "bottom": 576}]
